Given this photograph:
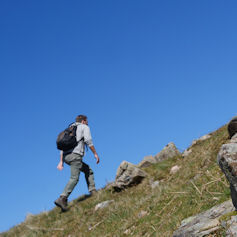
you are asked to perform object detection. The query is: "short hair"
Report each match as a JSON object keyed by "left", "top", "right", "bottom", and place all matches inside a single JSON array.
[{"left": 76, "top": 115, "right": 88, "bottom": 123}]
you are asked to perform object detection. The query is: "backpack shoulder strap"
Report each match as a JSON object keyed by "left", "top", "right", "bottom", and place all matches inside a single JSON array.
[{"left": 68, "top": 122, "right": 78, "bottom": 127}]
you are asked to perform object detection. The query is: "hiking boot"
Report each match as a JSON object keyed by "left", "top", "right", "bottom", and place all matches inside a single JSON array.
[
  {"left": 90, "top": 190, "right": 97, "bottom": 196},
  {"left": 54, "top": 196, "right": 68, "bottom": 212}
]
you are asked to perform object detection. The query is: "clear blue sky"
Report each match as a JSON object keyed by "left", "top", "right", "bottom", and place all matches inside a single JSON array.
[{"left": 0, "top": 0, "right": 237, "bottom": 232}]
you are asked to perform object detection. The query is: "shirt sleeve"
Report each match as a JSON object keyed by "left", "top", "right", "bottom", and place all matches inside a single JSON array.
[{"left": 83, "top": 125, "right": 94, "bottom": 147}]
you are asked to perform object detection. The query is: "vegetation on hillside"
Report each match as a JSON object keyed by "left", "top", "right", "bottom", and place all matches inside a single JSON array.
[{"left": 2, "top": 125, "right": 230, "bottom": 237}]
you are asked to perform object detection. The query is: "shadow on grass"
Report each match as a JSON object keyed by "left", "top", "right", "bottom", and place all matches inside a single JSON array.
[{"left": 76, "top": 194, "right": 92, "bottom": 203}]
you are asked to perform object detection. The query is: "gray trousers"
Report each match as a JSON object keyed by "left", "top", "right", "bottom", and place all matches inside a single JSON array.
[{"left": 61, "top": 153, "right": 96, "bottom": 197}]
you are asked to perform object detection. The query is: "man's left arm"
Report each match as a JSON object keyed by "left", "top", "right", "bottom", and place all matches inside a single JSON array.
[
  {"left": 89, "top": 145, "right": 100, "bottom": 164},
  {"left": 84, "top": 126, "right": 100, "bottom": 164}
]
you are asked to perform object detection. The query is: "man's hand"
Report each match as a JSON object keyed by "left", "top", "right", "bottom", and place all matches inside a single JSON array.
[
  {"left": 95, "top": 153, "right": 100, "bottom": 164},
  {"left": 57, "top": 161, "right": 64, "bottom": 171}
]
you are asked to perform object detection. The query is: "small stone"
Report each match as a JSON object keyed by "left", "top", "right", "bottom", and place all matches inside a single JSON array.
[
  {"left": 124, "top": 226, "right": 135, "bottom": 235},
  {"left": 182, "top": 149, "right": 192, "bottom": 157},
  {"left": 138, "top": 210, "right": 148, "bottom": 218},
  {"left": 170, "top": 165, "right": 181, "bottom": 174},
  {"left": 94, "top": 200, "right": 114, "bottom": 211},
  {"left": 124, "top": 229, "right": 131, "bottom": 235}
]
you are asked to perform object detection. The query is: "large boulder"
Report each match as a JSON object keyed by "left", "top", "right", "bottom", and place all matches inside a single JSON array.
[
  {"left": 217, "top": 133, "right": 237, "bottom": 209},
  {"left": 228, "top": 116, "right": 237, "bottom": 138},
  {"left": 154, "top": 142, "right": 181, "bottom": 162},
  {"left": 173, "top": 200, "right": 235, "bottom": 237},
  {"left": 113, "top": 161, "right": 147, "bottom": 191}
]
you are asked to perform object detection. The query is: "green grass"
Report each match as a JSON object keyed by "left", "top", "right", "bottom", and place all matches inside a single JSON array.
[{"left": 2, "top": 125, "right": 232, "bottom": 237}]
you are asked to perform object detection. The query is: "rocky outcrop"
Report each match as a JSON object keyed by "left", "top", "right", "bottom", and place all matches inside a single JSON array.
[
  {"left": 138, "top": 155, "right": 157, "bottom": 168},
  {"left": 191, "top": 134, "right": 211, "bottom": 146},
  {"left": 173, "top": 200, "right": 235, "bottom": 237},
  {"left": 182, "top": 134, "right": 212, "bottom": 158},
  {"left": 154, "top": 142, "right": 181, "bottom": 162},
  {"left": 217, "top": 133, "right": 237, "bottom": 209},
  {"left": 138, "top": 142, "right": 181, "bottom": 168},
  {"left": 113, "top": 161, "right": 147, "bottom": 191},
  {"left": 228, "top": 116, "right": 237, "bottom": 139}
]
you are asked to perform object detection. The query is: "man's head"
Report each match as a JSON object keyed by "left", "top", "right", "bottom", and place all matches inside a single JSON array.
[{"left": 76, "top": 115, "right": 88, "bottom": 125}]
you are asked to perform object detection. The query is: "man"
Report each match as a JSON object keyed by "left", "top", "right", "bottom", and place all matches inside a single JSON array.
[{"left": 54, "top": 115, "right": 100, "bottom": 211}]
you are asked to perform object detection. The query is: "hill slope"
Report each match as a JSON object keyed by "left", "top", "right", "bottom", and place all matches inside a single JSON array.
[{"left": 2, "top": 125, "right": 231, "bottom": 237}]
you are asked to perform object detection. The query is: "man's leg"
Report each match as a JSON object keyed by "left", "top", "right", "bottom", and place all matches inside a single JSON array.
[
  {"left": 81, "top": 161, "right": 96, "bottom": 193},
  {"left": 55, "top": 153, "right": 82, "bottom": 211},
  {"left": 61, "top": 156, "right": 83, "bottom": 197}
]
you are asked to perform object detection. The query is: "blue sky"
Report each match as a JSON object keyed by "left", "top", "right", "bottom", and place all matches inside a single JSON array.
[{"left": 1, "top": 0, "right": 237, "bottom": 232}]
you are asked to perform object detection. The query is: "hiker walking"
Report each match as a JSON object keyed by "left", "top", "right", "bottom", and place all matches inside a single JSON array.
[{"left": 54, "top": 115, "right": 100, "bottom": 211}]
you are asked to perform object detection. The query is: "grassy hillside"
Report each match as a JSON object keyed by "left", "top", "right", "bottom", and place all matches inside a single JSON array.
[{"left": 2, "top": 125, "right": 231, "bottom": 237}]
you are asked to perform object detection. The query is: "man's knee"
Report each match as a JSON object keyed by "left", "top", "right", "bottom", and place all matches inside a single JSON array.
[
  {"left": 89, "top": 168, "right": 94, "bottom": 175},
  {"left": 69, "top": 175, "right": 79, "bottom": 184}
]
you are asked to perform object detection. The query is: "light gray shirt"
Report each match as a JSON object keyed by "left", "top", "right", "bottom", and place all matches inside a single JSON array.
[{"left": 65, "top": 122, "right": 94, "bottom": 156}]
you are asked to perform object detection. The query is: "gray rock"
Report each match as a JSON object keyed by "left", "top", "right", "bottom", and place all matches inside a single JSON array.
[
  {"left": 94, "top": 200, "right": 114, "bottom": 211},
  {"left": 113, "top": 161, "right": 147, "bottom": 191},
  {"left": 138, "top": 143, "right": 180, "bottom": 168},
  {"left": 217, "top": 134, "right": 237, "bottom": 209},
  {"left": 191, "top": 134, "right": 211, "bottom": 146},
  {"left": 138, "top": 155, "right": 157, "bottom": 168},
  {"left": 182, "top": 149, "right": 192, "bottom": 157},
  {"left": 173, "top": 200, "right": 235, "bottom": 237},
  {"left": 154, "top": 142, "right": 181, "bottom": 163},
  {"left": 170, "top": 165, "right": 181, "bottom": 174},
  {"left": 226, "top": 215, "right": 237, "bottom": 236}
]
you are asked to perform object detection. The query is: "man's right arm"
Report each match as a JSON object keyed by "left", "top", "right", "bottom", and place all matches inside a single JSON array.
[{"left": 57, "top": 151, "right": 64, "bottom": 170}]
